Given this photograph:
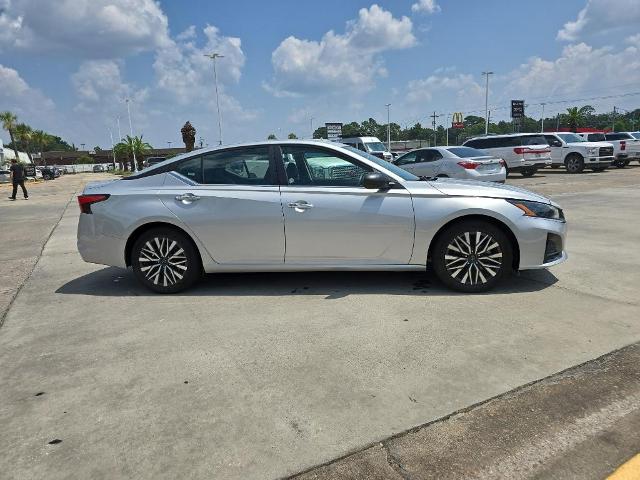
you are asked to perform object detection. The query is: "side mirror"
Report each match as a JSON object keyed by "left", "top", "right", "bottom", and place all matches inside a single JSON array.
[{"left": 362, "top": 172, "right": 393, "bottom": 189}]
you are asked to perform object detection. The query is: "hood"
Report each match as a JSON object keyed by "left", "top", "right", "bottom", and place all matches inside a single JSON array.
[{"left": 416, "top": 178, "right": 553, "bottom": 204}]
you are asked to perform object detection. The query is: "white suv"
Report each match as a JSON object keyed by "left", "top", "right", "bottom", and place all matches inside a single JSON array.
[
  {"left": 543, "top": 132, "right": 613, "bottom": 173},
  {"left": 463, "top": 133, "right": 552, "bottom": 177},
  {"left": 577, "top": 132, "right": 640, "bottom": 168},
  {"left": 341, "top": 136, "right": 393, "bottom": 161}
]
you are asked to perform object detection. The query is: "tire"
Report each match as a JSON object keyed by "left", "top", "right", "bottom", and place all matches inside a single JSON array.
[
  {"left": 613, "top": 159, "right": 626, "bottom": 168},
  {"left": 520, "top": 167, "right": 537, "bottom": 177},
  {"left": 623, "top": 160, "right": 630, "bottom": 167},
  {"left": 432, "top": 221, "right": 513, "bottom": 293},
  {"left": 564, "top": 154, "right": 584, "bottom": 173},
  {"left": 131, "top": 227, "right": 201, "bottom": 293}
]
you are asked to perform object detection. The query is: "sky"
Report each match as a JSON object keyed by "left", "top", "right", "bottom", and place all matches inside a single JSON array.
[{"left": 1, "top": 0, "right": 639, "bottom": 149}]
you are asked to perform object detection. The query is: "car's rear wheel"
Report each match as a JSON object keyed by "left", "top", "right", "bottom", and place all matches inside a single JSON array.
[
  {"left": 432, "top": 221, "right": 513, "bottom": 293},
  {"left": 565, "top": 154, "right": 584, "bottom": 173},
  {"left": 613, "top": 159, "right": 626, "bottom": 168},
  {"left": 520, "top": 167, "right": 537, "bottom": 177},
  {"left": 131, "top": 227, "right": 201, "bottom": 293}
]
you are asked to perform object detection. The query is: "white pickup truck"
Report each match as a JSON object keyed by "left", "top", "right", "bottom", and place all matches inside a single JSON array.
[
  {"left": 577, "top": 132, "right": 640, "bottom": 168},
  {"left": 543, "top": 132, "right": 613, "bottom": 173}
]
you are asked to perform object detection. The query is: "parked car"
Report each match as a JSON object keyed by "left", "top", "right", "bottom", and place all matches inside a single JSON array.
[
  {"left": 77, "top": 140, "right": 567, "bottom": 294},
  {"left": 53, "top": 167, "right": 62, "bottom": 178},
  {"left": 577, "top": 132, "right": 640, "bottom": 168},
  {"left": 629, "top": 132, "right": 640, "bottom": 140},
  {"left": 463, "top": 133, "right": 552, "bottom": 177},
  {"left": 394, "top": 146, "right": 506, "bottom": 182},
  {"left": 0, "top": 169, "right": 10, "bottom": 183},
  {"left": 341, "top": 137, "right": 394, "bottom": 161},
  {"left": 93, "top": 164, "right": 106, "bottom": 172},
  {"left": 143, "top": 156, "right": 167, "bottom": 169},
  {"left": 543, "top": 132, "right": 613, "bottom": 173},
  {"left": 38, "top": 166, "right": 57, "bottom": 180}
]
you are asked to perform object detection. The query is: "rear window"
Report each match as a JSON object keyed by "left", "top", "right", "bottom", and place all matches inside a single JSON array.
[
  {"left": 447, "top": 147, "right": 490, "bottom": 158},
  {"left": 556, "top": 133, "right": 585, "bottom": 143},
  {"left": 520, "top": 135, "right": 547, "bottom": 146},
  {"left": 605, "top": 133, "right": 633, "bottom": 140},
  {"left": 587, "top": 133, "right": 606, "bottom": 142}
]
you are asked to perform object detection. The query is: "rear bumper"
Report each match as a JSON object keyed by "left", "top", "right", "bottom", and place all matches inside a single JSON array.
[{"left": 77, "top": 213, "right": 127, "bottom": 268}]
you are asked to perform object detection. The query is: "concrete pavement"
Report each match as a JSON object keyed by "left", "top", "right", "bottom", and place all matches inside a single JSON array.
[{"left": 0, "top": 168, "right": 639, "bottom": 479}]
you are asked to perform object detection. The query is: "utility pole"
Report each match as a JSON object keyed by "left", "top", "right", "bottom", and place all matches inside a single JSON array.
[
  {"left": 204, "top": 53, "right": 225, "bottom": 145},
  {"left": 108, "top": 129, "right": 117, "bottom": 170},
  {"left": 385, "top": 104, "right": 391, "bottom": 152},
  {"left": 540, "top": 103, "right": 546, "bottom": 133},
  {"left": 125, "top": 98, "right": 138, "bottom": 172},
  {"left": 431, "top": 111, "right": 439, "bottom": 146},
  {"left": 445, "top": 113, "right": 451, "bottom": 146},
  {"left": 612, "top": 106, "right": 617, "bottom": 132},
  {"left": 482, "top": 71, "right": 494, "bottom": 135},
  {"left": 556, "top": 113, "right": 560, "bottom": 131}
]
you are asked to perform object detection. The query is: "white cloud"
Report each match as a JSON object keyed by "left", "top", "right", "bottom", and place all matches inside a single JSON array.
[
  {"left": 406, "top": 73, "right": 484, "bottom": 104},
  {"left": 505, "top": 41, "right": 640, "bottom": 100},
  {"left": 411, "top": 0, "right": 440, "bottom": 14},
  {"left": 0, "top": 0, "right": 170, "bottom": 57},
  {"left": 0, "top": 63, "right": 58, "bottom": 141},
  {"left": 558, "top": 0, "right": 640, "bottom": 41},
  {"left": 267, "top": 4, "right": 415, "bottom": 96}
]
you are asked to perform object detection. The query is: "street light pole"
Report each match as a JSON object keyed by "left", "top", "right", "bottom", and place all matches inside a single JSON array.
[
  {"left": 540, "top": 103, "right": 546, "bottom": 133},
  {"left": 385, "top": 104, "right": 391, "bottom": 152},
  {"left": 445, "top": 113, "right": 451, "bottom": 146},
  {"left": 204, "top": 53, "right": 225, "bottom": 145},
  {"left": 482, "top": 71, "right": 494, "bottom": 135},
  {"left": 116, "top": 116, "right": 122, "bottom": 142},
  {"left": 108, "top": 129, "right": 117, "bottom": 170},
  {"left": 125, "top": 98, "right": 138, "bottom": 172}
]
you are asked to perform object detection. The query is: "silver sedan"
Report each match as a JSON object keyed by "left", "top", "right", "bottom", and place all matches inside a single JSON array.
[
  {"left": 77, "top": 140, "right": 566, "bottom": 293},
  {"left": 394, "top": 146, "right": 506, "bottom": 182}
]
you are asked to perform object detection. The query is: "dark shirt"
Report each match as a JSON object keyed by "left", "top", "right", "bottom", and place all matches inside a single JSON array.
[{"left": 10, "top": 163, "right": 25, "bottom": 181}]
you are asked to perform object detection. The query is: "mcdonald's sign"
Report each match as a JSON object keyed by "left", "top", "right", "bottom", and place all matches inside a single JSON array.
[{"left": 452, "top": 112, "right": 464, "bottom": 129}]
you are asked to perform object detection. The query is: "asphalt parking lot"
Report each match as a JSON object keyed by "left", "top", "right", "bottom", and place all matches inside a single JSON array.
[{"left": 1, "top": 167, "right": 640, "bottom": 479}]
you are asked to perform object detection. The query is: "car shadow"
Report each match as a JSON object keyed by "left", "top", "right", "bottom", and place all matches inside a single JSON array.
[{"left": 56, "top": 267, "right": 558, "bottom": 299}]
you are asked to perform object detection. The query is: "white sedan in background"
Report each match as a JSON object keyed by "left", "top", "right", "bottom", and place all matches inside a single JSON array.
[{"left": 394, "top": 146, "right": 507, "bottom": 182}]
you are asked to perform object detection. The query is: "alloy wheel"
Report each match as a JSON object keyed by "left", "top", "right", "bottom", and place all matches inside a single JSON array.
[
  {"left": 138, "top": 237, "right": 188, "bottom": 287},
  {"left": 444, "top": 231, "right": 503, "bottom": 286}
]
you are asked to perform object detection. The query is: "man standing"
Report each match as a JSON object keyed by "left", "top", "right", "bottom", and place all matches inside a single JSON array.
[{"left": 8, "top": 159, "right": 28, "bottom": 200}]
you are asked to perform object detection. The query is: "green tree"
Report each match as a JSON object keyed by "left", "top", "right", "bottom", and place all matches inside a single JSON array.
[
  {"left": 267, "top": 133, "right": 277, "bottom": 140},
  {"left": 113, "top": 142, "right": 131, "bottom": 171},
  {"left": 312, "top": 127, "right": 327, "bottom": 139},
  {"left": 77, "top": 155, "right": 93, "bottom": 164},
  {"left": 563, "top": 106, "right": 593, "bottom": 132},
  {"left": 121, "top": 135, "right": 152, "bottom": 170},
  {"left": 31, "top": 130, "right": 48, "bottom": 165},
  {"left": 287, "top": 133, "right": 298, "bottom": 139},
  {"left": 0, "top": 111, "right": 20, "bottom": 161},
  {"left": 15, "top": 123, "right": 34, "bottom": 161}
]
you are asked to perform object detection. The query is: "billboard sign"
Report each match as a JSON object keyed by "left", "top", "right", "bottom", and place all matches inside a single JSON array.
[
  {"left": 452, "top": 112, "right": 464, "bottom": 129},
  {"left": 325, "top": 122, "right": 343, "bottom": 141},
  {"left": 511, "top": 100, "right": 525, "bottom": 119}
]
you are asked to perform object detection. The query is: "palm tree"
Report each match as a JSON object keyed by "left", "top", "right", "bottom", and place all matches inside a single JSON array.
[
  {"left": 122, "top": 135, "right": 152, "bottom": 171},
  {"left": 31, "top": 129, "right": 49, "bottom": 165},
  {"left": 564, "top": 105, "right": 594, "bottom": 132},
  {"left": 0, "top": 111, "right": 20, "bottom": 161},
  {"left": 15, "top": 123, "right": 34, "bottom": 161},
  {"left": 113, "top": 142, "right": 130, "bottom": 171}
]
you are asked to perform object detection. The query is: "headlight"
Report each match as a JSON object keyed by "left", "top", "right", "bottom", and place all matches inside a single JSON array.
[
  {"left": 507, "top": 199, "right": 565, "bottom": 221},
  {"left": 588, "top": 147, "right": 598, "bottom": 155}
]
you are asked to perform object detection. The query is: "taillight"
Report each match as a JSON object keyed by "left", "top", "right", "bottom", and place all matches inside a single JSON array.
[
  {"left": 457, "top": 161, "right": 480, "bottom": 169},
  {"left": 77, "top": 194, "right": 110, "bottom": 214},
  {"left": 499, "top": 159, "right": 507, "bottom": 167},
  {"left": 513, "top": 147, "right": 526, "bottom": 155},
  {"left": 514, "top": 147, "right": 550, "bottom": 155},
  {"left": 620, "top": 141, "right": 626, "bottom": 151}
]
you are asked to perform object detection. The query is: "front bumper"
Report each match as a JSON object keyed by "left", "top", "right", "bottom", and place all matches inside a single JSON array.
[{"left": 515, "top": 216, "right": 568, "bottom": 270}]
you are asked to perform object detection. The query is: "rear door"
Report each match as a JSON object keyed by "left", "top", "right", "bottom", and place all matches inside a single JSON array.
[
  {"left": 277, "top": 144, "right": 415, "bottom": 265},
  {"left": 158, "top": 146, "right": 285, "bottom": 265}
]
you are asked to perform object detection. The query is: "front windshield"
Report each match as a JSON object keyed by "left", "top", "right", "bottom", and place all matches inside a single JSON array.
[
  {"left": 365, "top": 142, "right": 387, "bottom": 152},
  {"left": 557, "top": 133, "right": 585, "bottom": 143},
  {"left": 447, "top": 147, "right": 490, "bottom": 158},
  {"left": 342, "top": 145, "right": 418, "bottom": 181}
]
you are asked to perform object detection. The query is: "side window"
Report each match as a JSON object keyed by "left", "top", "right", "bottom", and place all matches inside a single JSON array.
[
  {"left": 396, "top": 152, "right": 417, "bottom": 165},
  {"left": 545, "top": 135, "right": 562, "bottom": 147},
  {"left": 416, "top": 150, "right": 442, "bottom": 162},
  {"left": 173, "top": 157, "right": 203, "bottom": 183},
  {"left": 202, "top": 147, "right": 273, "bottom": 185},
  {"left": 357, "top": 142, "right": 367, "bottom": 152},
  {"left": 465, "top": 140, "right": 479, "bottom": 148},
  {"left": 281, "top": 146, "right": 371, "bottom": 187}
]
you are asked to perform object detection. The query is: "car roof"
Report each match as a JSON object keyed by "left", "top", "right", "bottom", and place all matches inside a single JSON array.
[{"left": 467, "top": 132, "right": 546, "bottom": 140}]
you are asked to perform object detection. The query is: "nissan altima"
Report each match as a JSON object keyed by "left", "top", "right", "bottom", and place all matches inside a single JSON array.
[{"left": 77, "top": 140, "right": 567, "bottom": 293}]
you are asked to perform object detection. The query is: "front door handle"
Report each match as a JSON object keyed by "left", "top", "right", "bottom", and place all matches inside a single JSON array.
[
  {"left": 288, "top": 201, "right": 314, "bottom": 211},
  {"left": 175, "top": 193, "right": 201, "bottom": 203}
]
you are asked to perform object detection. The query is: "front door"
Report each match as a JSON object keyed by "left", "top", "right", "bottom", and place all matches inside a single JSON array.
[
  {"left": 277, "top": 145, "right": 415, "bottom": 265},
  {"left": 158, "top": 146, "right": 285, "bottom": 264}
]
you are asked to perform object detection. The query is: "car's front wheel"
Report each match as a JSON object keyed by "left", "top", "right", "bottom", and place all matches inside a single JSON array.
[
  {"left": 520, "top": 167, "right": 537, "bottom": 177},
  {"left": 432, "top": 221, "right": 513, "bottom": 292},
  {"left": 565, "top": 154, "right": 584, "bottom": 173},
  {"left": 131, "top": 227, "right": 201, "bottom": 293}
]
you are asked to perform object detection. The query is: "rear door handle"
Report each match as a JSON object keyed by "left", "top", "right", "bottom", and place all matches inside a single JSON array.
[
  {"left": 288, "top": 201, "right": 314, "bottom": 211},
  {"left": 175, "top": 193, "right": 201, "bottom": 203}
]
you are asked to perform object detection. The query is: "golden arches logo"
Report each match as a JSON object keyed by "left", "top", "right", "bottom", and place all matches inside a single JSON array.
[{"left": 452, "top": 112, "right": 464, "bottom": 128}]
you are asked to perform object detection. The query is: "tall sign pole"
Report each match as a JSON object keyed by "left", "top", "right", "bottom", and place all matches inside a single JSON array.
[
  {"left": 204, "top": 53, "right": 225, "bottom": 145},
  {"left": 125, "top": 98, "right": 138, "bottom": 172},
  {"left": 482, "top": 71, "right": 494, "bottom": 135}
]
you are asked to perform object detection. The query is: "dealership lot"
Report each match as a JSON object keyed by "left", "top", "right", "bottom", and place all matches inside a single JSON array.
[{"left": 1, "top": 168, "right": 640, "bottom": 479}]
